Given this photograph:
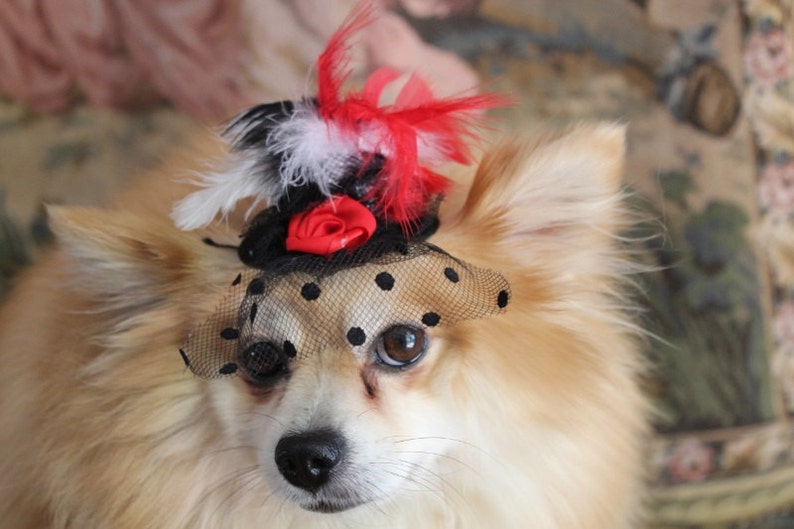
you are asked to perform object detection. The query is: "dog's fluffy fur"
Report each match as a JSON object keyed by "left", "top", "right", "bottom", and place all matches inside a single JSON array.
[{"left": 0, "top": 124, "right": 648, "bottom": 528}]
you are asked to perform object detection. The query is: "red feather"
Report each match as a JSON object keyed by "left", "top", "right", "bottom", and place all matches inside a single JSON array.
[
  {"left": 316, "top": 2, "right": 375, "bottom": 119},
  {"left": 316, "top": 2, "right": 509, "bottom": 226}
]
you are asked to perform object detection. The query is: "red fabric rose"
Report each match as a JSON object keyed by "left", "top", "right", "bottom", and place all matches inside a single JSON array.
[{"left": 286, "top": 196, "right": 377, "bottom": 255}]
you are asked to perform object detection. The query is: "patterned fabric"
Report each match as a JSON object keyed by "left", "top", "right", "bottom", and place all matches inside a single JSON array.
[{"left": 1, "top": 1, "right": 792, "bottom": 526}]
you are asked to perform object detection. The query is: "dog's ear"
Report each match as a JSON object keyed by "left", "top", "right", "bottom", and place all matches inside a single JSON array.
[
  {"left": 47, "top": 206, "right": 206, "bottom": 305},
  {"left": 448, "top": 124, "right": 628, "bottom": 276}
]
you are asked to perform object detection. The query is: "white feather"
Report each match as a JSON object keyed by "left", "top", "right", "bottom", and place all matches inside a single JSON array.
[
  {"left": 266, "top": 102, "right": 359, "bottom": 196},
  {"left": 171, "top": 154, "right": 275, "bottom": 231}
]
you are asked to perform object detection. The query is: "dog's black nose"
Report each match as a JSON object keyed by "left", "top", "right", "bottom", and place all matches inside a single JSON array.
[{"left": 275, "top": 429, "right": 345, "bottom": 492}]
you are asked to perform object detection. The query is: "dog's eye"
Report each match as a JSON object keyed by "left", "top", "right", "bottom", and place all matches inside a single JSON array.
[
  {"left": 374, "top": 325, "right": 427, "bottom": 368},
  {"left": 239, "top": 341, "right": 288, "bottom": 384}
]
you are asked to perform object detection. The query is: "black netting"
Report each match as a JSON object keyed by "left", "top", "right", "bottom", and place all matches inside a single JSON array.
[{"left": 180, "top": 243, "right": 510, "bottom": 379}]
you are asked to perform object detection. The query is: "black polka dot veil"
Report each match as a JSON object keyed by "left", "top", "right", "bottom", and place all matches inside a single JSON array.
[{"left": 180, "top": 243, "right": 510, "bottom": 379}]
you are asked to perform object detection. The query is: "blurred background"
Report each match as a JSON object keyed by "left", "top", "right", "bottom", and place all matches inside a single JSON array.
[{"left": 0, "top": 0, "right": 792, "bottom": 526}]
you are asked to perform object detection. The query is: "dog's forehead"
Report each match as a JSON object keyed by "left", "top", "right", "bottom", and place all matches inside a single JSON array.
[{"left": 180, "top": 249, "right": 510, "bottom": 378}]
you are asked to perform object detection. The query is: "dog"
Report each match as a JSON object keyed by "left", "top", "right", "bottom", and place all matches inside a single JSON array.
[{"left": 0, "top": 123, "right": 648, "bottom": 528}]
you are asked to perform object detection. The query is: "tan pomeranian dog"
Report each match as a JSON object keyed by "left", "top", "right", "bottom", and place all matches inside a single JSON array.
[{"left": 0, "top": 121, "right": 648, "bottom": 529}]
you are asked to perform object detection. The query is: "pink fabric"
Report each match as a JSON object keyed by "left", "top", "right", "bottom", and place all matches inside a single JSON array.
[
  {"left": 0, "top": 0, "right": 482, "bottom": 120},
  {"left": 364, "top": 12, "right": 479, "bottom": 98},
  {"left": 239, "top": 0, "right": 481, "bottom": 101},
  {"left": 384, "top": 0, "right": 480, "bottom": 18},
  {"left": 0, "top": 0, "right": 72, "bottom": 112},
  {"left": 0, "top": 0, "right": 258, "bottom": 120}
]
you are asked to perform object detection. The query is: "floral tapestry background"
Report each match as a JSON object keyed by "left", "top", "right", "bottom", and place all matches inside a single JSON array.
[{"left": 2, "top": 0, "right": 794, "bottom": 526}]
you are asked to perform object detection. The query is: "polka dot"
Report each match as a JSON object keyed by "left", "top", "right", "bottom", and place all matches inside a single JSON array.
[
  {"left": 497, "top": 290, "right": 510, "bottom": 308},
  {"left": 284, "top": 340, "right": 297, "bottom": 358},
  {"left": 219, "top": 363, "right": 238, "bottom": 375},
  {"left": 178, "top": 348, "right": 190, "bottom": 367},
  {"left": 249, "top": 303, "right": 258, "bottom": 323},
  {"left": 220, "top": 327, "right": 240, "bottom": 340},
  {"left": 422, "top": 312, "right": 441, "bottom": 327},
  {"left": 231, "top": 273, "right": 242, "bottom": 286},
  {"left": 375, "top": 272, "right": 395, "bottom": 291},
  {"left": 347, "top": 327, "right": 367, "bottom": 346},
  {"left": 301, "top": 282, "right": 321, "bottom": 301},
  {"left": 444, "top": 267, "right": 459, "bottom": 283},
  {"left": 247, "top": 278, "right": 264, "bottom": 296}
]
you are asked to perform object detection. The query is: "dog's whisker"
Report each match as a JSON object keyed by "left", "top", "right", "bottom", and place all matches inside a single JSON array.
[
  {"left": 397, "top": 458, "right": 466, "bottom": 500},
  {"left": 371, "top": 459, "right": 442, "bottom": 493},
  {"left": 392, "top": 449, "right": 482, "bottom": 477},
  {"left": 391, "top": 459, "right": 474, "bottom": 517},
  {"left": 249, "top": 410, "right": 286, "bottom": 427},
  {"left": 377, "top": 466, "right": 436, "bottom": 496},
  {"left": 359, "top": 472, "right": 397, "bottom": 513},
  {"left": 197, "top": 464, "right": 263, "bottom": 525},
  {"left": 204, "top": 444, "right": 258, "bottom": 457},
  {"left": 376, "top": 462, "right": 458, "bottom": 512},
  {"left": 355, "top": 406, "right": 378, "bottom": 420},
  {"left": 392, "top": 459, "right": 460, "bottom": 500},
  {"left": 388, "top": 435, "right": 502, "bottom": 464}
]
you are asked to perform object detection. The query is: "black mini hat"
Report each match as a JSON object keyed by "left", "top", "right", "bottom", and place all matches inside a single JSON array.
[{"left": 174, "top": 5, "right": 511, "bottom": 380}]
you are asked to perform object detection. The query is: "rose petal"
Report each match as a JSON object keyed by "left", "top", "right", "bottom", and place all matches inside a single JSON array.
[
  {"left": 286, "top": 195, "right": 378, "bottom": 256},
  {"left": 303, "top": 214, "right": 345, "bottom": 237},
  {"left": 341, "top": 226, "right": 370, "bottom": 248},
  {"left": 287, "top": 232, "right": 346, "bottom": 254}
]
